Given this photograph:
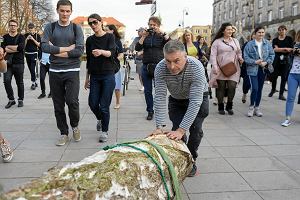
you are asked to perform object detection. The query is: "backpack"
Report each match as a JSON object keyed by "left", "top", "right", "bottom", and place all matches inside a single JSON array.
[{"left": 50, "top": 22, "right": 77, "bottom": 42}]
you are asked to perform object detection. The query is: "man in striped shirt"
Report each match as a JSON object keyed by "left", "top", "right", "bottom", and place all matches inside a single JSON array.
[{"left": 152, "top": 40, "right": 209, "bottom": 176}]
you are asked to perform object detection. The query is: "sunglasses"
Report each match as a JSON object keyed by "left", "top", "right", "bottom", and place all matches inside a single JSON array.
[{"left": 88, "top": 20, "right": 99, "bottom": 26}]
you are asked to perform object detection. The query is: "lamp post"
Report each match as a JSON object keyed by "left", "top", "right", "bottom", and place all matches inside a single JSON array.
[{"left": 182, "top": 8, "right": 189, "bottom": 29}]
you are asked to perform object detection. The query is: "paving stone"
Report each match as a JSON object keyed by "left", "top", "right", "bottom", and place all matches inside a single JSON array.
[
  {"left": 258, "top": 189, "right": 300, "bottom": 200},
  {"left": 189, "top": 191, "right": 263, "bottom": 200}
]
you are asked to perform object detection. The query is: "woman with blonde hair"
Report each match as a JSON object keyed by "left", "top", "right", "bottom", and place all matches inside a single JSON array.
[
  {"left": 281, "top": 30, "right": 300, "bottom": 127},
  {"left": 181, "top": 29, "right": 202, "bottom": 59}
]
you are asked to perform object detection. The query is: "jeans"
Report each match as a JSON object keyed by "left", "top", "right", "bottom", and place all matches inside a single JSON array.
[
  {"left": 25, "top": 53, "right": 38, "bottom": 82},
  {"left": 249, "top": 67, "right": 266, "bottom": 107},
  {"left": 271, "top": 60, "right": 290, "bottom": 96},
  {"left": 286, "top": 73, "right": 300, "bottom": 116},
  {"left": 168, "top": 94, "right": 209, "bottom": 160},
  {"left": 216, "top": 80, "right": 237, "bottom": 104},
  {"left": 88, "top": 74, "right": 115, "bottom": 132},
  {"left": 3, "top": 64, "right": 24, "bottom": 101},
  {"left": 141, "top": 64, "right": 154, "bottom": 113},
  {"left": 49, "top": 71, "right": 80, "bottom": 135},
  {"left": 40, "top": 63, "right": 50, "bottom": 94}
]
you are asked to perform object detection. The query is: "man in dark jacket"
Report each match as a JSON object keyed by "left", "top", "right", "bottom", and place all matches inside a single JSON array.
[
  {"left": 135, "top": 16, "right": 169, "bottom": 120},
  {"left": 1, "top": 19, "right": 25, "bottom": 109}
]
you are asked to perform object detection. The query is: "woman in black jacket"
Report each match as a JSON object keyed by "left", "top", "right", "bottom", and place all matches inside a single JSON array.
[
  {"left": 84, "top": 13, "right": 116, "bottom": 143},
  {"left": 135, "top": 16, "right": 169, "bottom": 120}
]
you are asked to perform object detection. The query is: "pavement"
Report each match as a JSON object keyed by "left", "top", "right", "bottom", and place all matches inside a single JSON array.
[{"left": 1, "top": 61, "right": 300, "bottom": 200}]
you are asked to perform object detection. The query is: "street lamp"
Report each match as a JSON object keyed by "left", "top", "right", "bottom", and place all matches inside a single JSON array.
[{"left": 182, "top": 8, "right": 189, "bottom": 29}]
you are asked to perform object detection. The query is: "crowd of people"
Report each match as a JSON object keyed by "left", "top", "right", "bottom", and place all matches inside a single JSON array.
[{"left": 0, "top": 0, "right": 299, "bottom": 178}]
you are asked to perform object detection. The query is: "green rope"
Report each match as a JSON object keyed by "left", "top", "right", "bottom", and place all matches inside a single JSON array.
[
  {"left": 103, "top": 143, "right": 171, "bottom": 199},
  {"left": 103, "top": 140, "right": 182, "bottom": 200}
]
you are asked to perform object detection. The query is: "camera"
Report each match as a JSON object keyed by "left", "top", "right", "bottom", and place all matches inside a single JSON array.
[
  {"left": 293, "top": 47, "right": 300, "bottom": 56},
  {"left": 146, "top": 28, "right": 155, "bottom": 34}
]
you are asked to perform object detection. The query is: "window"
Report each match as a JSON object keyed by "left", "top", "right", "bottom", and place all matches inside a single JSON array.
[
  {"left": 224, "top": 12, "right": 227, "bottom": 19},
  {"left": 242, "top": 18, "right": 245, "bottom": 27},
  {"left": 258, "top": 13, "right": 262, "bottom": 23},
  {"left": 219, "top": 14, "right": 221, "bottom": 21},
  {"left": 292, "top": 4, "right": 298, "bottom": 16},
  {"left": 268, "top": 0, "right": 272, "bottom": 5},
  {"left": 258, "top": 0, "right": 263, "bottom": 8},
  {"left": 229, "top": 10, "right": 233, "bottom": 18},
  {"left": 268, "top": 10, "right": 272, "bottom": 21},
  {"left": 242, "top": 5, "right": 246, "bottom": 13},
  {"left": 235, "top": 8, "right": 239, "bottom": 16},
  {"left": 279, "top": 7, "right": 284, "bottom": 19}
]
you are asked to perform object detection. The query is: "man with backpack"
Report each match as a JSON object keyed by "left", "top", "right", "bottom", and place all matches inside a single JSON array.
[
  {"left": 41, "top": 0, "right": 84, "bottom": 146},
  {"left": 1, "top": 19, "right": 25, "bottom": 109}
]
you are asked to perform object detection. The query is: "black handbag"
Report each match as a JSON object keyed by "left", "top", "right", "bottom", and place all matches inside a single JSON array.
[
  {"left": 111, "top": 56, "right": 121, "bottom": 74},
  {"left": 146, "top": 63, "right": 156, "bottom": 78}
]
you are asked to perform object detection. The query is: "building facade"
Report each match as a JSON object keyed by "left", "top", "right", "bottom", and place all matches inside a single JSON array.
[
  {"left": 213, "top": 0, "right": 300, "bottom": 44},
  {"left": 169, "top": 25, "right": 212, "bottom": 44}
]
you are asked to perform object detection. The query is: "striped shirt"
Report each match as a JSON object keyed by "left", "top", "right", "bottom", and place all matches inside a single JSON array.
[{"left": 154, "top": 56, "right": 208, "bottom": 131}]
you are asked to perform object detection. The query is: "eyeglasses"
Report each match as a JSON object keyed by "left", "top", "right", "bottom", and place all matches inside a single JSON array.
[{"left": 88, "top": 20, "right": 99, "bottom": 26}]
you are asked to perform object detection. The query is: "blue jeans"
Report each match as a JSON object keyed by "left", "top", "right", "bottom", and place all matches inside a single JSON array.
[
  {"left": 286, "top": 73, "right": 300, "bottom": 116},
  {"left": 141, "top": 64, "right": 154, "bottom": 113},
  {"left": 249, "top": 68, "right": 266, "bottom": 107},
  {"left": 89, "top": 74, "right": 115, "bottom": 132}
]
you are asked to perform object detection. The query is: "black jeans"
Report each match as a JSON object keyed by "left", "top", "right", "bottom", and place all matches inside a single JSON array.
[
  {"left": 168, "top": 94, "right": 209, "bottom": 160},
  {"left": 271, "top": 59, "right": 290, "bottom": 96},
  {"left": 49, "top": 71, "right": 80, "bottom": 135},
  {"left": 216, "top": 80, "right": 237, "bottom": 104},
  {"left": 3, "top": 64, "right": 24, "bottom": 101},
  {"left": 25, "top": 53, "right": 38, "bottom": 82},
  {"left": 40, "top": 63, "right": 50, "bottom": 94}
]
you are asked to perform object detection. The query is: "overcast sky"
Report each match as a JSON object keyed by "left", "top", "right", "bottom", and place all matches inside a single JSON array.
[{"left": 52, "top": 0, "right": 214, "bottom": 41}]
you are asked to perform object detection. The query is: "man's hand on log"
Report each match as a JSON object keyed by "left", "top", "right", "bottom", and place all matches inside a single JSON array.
[{"left": 166, "top": 128, "right": 185, "bottom": 141}]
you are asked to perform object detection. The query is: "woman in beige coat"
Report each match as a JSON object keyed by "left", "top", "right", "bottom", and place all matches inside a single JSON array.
[{"left": 209, "top": 23, "right": 243, "bottom": 115}]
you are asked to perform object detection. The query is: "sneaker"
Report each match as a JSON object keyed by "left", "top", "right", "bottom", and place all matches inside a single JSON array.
[
  {"left": 146, "top": 112, "right": 154, "bottom": 120},
  {"left": 99, "top": 132, "right": 108, "bottom": 143},
  {"left": 279, "top": 95, "right": 286, "bottom": 101},
  {"left": 188, "top": 164, "right": 197, "bottom": 177},
  {"left": 242, "top": 94, "right": 246, "bottom": 103},
  {"left": 72, "top": 127, "right": 81, "bottom": 142},
  {"left": 139, "top": 86, "right": 144, "bottom": 91},
  {"left": 56, "top": 135, "right": 69, "bottom": 146},
  {"left": 268, "top": 90, "right": 275, "bottom": 97},
  {"left": 35, "top": 82, "right": 38, "bottom": 88},
  {"left": 247, "top": 106, "right": 254, "bottom": 117},
  {"left": 17, "top": 100, "right": 23, "bottom": 107},
  {"left": 96, "top": 120, "right": 101, "bottom": 131},
  {"left": 213, "top": 98, "right": 217, "bottom": 106},
  {"left": 114, "top": 104, "right": 120, "bottom": 109},
  {"left": 254, "top": 107, "right": 263, "bottom": 117},
  {"left": 30, "top": 84, "right": 36, "bottom": 90},
  {"left": 281, "top": 119, "right": 291, "bottom": 127},
  {"left": 0, "top": 139, "right": 13, "bottom": 162},
  {"left": 5, "top": 100, "right": 16, "bottom": 109},
  {"left": 38, "top": 93, "right": 46, "bottom": 99}
]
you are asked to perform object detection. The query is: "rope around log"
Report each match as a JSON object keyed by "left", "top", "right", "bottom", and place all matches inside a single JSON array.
[{"left": 103, "top": 139, "right": 182, "bottom": 200}]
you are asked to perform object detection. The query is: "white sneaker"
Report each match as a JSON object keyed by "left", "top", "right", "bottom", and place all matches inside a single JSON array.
[
  {"left": 139, "top": 86, "right": 144, "bottom": 91},
  {"left": 281, "top": 120, "right": 291, "bottom": 127},
  {"left": 99, "top": 132, "right": 108, "bottom": 143},
  {"left": 247, "top": 106, "right": 254, "bottom": 117},
  {"left": 254, "top": 107, "right": 263, "bottom": 117}
]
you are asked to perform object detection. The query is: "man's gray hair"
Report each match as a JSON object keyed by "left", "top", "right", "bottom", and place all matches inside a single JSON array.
[{"left": 163, "top": 40, "right": 186, "bottom": 54}]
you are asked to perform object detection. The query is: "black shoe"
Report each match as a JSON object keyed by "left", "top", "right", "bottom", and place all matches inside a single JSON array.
[
  {"left": 48, "top": 93, "right": 52, "bottom": 98},
  {"left": 227, "top": 109, "right": 234, "bottom": 115},
  {"left": 30, "top": 84, "right": 36, "bottom": 90},
  {"left": 18, "top": 100, "right": 23, "bottom": 107},
  {"left": 188, "top": 164, "right": 197, "bottom": 177},
  {"left": 35, "top": 82, "right": 38, "bottom": 88},
  {"left": 38, "top": 93, "right": 46, "bottom": 99},
  {"left": 218, "top": 110, "right": 225, "bottom": 115},
  {"left": 146, "top": 112, "right": 154, "bottom": 120},
  {"left": 279, "top": 95, "right": 286, "bottom": 101},
  {"left": 268, "top": 91, "right": 275, "bottom": 97},
  {"left": 5, "top": 101, "right": 16, "bottom": 109}
]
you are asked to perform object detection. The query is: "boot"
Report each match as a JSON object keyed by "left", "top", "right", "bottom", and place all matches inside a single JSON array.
[
  {"left": 226, "top": 102, "right": 234, "bottom": 115},
  {"left": 218, "top": 103, "right": 225, "bottom": 115}
]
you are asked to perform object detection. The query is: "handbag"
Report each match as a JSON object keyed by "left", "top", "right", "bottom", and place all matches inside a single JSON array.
[
  {"left": 111, "top": 56, "right": 121, "bottom": 74},
  {"left": 146, "top": 63, "right": 156, "bottom": 78},
  {"left": 219, "top": 61, "right": 237, "bottom": 77}
]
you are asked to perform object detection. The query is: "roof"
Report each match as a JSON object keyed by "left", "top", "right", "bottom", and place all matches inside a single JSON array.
[{"left": 72, "top": 16, "right": 125, "bottom": 27}]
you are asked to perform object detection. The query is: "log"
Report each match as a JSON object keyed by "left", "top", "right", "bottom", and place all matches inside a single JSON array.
[{"left": 1, "top": 135, "right": 193, "bottom": 200}]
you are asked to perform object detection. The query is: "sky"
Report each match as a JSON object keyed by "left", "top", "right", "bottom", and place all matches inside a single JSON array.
[{"left": 52, "top": 0, "right": 214, "bottom": 41}]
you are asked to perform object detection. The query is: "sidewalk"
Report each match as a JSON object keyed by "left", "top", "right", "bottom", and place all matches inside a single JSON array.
[{"left": 1, "top": 61, "right": 300, "bottom": 199}]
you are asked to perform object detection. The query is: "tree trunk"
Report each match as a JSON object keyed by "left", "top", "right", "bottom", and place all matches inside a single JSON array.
[{"left": 2, "top": 135, "right": 193, "bottom": 200}]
